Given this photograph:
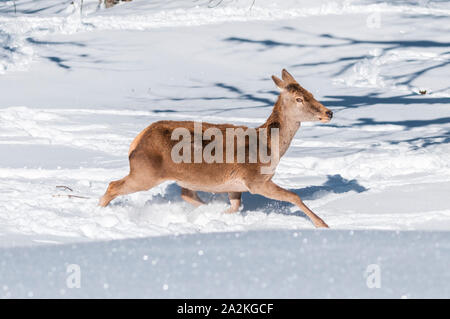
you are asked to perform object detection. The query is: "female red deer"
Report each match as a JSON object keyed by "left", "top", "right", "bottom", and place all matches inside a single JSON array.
[{"left": 99, "top": 69, "right": 333, "bottom": 228}]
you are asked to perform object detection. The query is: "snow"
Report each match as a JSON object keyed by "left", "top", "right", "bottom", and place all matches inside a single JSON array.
[
  {"left": 1, "top": 229, "right": 449, "bottom": 298},
  {"left": 0, "top": 0, "right": 449, "bottom": 297}
]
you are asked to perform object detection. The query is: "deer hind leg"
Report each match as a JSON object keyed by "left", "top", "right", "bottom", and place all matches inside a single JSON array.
[
  {"left": 99, "top": 174, "right": 160, "bottom": 207},
  {"left": 223, "top": 192, "right": 242, "bottom": 214},
  {"left": 180, "top": 187, "right": 205, "bottom": 207},
  {"left": 247, "top": 180, "right": 329, "bottom": 228}
]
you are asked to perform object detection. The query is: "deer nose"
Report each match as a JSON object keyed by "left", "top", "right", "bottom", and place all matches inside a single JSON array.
[{"left": 326, "top": 110, "right": 333, "bottom": 119}]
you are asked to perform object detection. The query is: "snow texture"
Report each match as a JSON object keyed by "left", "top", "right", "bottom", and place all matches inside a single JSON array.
[
  {"left": 1, "top": 229, "right": 449, "bottom": 298},
  {"left": 0, "top": 0, "right": 449, "bottom": 298}
]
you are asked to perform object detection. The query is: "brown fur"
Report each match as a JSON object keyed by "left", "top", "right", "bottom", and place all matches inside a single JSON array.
[{"left": 100, "top": 69, "right": 333, "bottom": 228}]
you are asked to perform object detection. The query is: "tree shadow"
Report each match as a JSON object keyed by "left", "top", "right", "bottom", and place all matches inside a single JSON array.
[
  {"left": 388, "top": 130, "right": 450, "bottom": 149},
  {"left": 0, "top": 1, "right": 68, "bottom": 14},
  {"left": 224, "top": 37, "right": 308, "bottom": 51},
  {"left": 26, "top": 37, "right": 86, "bottom": 47},
  {"left": 324, "top": 116, "right": 450, "bottom": 148},
  {"left": 144, "top": 81, "right": 278, "bottom": 115},
  {"left": 23, "top": 37, "right": 108, "bottom": 71},
  {"left": 326, "top": 116, "right": 450, "bottom": 130},
  {"left": 45, "top": 56, "right": 71, "bottom": 69},
  {"left": 149, "top": 83, "right": 449, "bottom": 116},
  {"left": 214, "top": 82, "right": 275, "bottom": 106},
  {"left": 358, "top": 117, "right": 450, "bottom": 129},
  {"left": 310, "top": 34, "right": 450, "bottom": 88},
  {"left": 225, "top": 32, "right": 450, "bottom": 91},
  {"left": 318, "top": 33, "right": 450, "bottom": 48},
  {"left": 322, "top": 92, "right": 450, "bottom": 108}
]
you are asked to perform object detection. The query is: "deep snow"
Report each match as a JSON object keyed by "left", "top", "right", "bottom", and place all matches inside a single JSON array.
[{"left": 0, "top": 0, "right": 449, "bottom": 298}]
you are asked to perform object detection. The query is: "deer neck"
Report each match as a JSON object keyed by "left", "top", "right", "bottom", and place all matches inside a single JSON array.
[{"left": 260, "top": 96, "right": 301, "bottom": 158}]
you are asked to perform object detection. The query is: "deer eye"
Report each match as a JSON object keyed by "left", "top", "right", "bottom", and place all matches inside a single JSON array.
[{"left": 296, "top": 98, "right": 303, "bottom": 103}]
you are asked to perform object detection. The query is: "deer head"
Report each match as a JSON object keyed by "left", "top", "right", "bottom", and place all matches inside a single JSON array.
[{"left": 272, "top": 69, "right": 333, "bottom": 123}]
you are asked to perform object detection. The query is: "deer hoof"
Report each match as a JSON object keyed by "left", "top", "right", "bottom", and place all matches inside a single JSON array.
[
  {"left": 98, "top": 196, "right": 109, "bottom": 207},
  {"left": 223, "top": 207, "right": 239, "bottom": 214},
  {"left": 314, "top": 220, "right": 329, "bottom": 228}
]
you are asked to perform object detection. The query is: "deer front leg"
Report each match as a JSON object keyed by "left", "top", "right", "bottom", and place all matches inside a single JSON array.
[
  {"left": 223, "top": 192, "right": 242, "bottom": 214},
  {"left": 99, "top": 174, "right": 160, "bottom": 207},
  {"left": 247, "top": 181, "right": 329, "bottom": 228},
  {"left": 180, "top": 187, "right": 205, "bottom": 207}
]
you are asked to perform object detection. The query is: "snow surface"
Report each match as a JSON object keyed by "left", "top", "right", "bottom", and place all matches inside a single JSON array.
[
  {"left": 1, "top": 229, "right": 449, "bottom": 298},
  {"left": 0, "top": 0, "right": 449, "bottom": 298}
]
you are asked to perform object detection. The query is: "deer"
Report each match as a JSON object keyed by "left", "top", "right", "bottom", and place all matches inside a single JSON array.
[{"left": 99, "top": 69, "right": 333, "bottom": 228}]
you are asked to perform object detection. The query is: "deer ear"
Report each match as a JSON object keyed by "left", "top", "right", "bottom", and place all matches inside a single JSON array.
[
  {"left": 281, "top": 69, "right": 297, "bottom": 84},
  {"left": 271, "top": 75, "right": 285, "bottom": 90}
]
